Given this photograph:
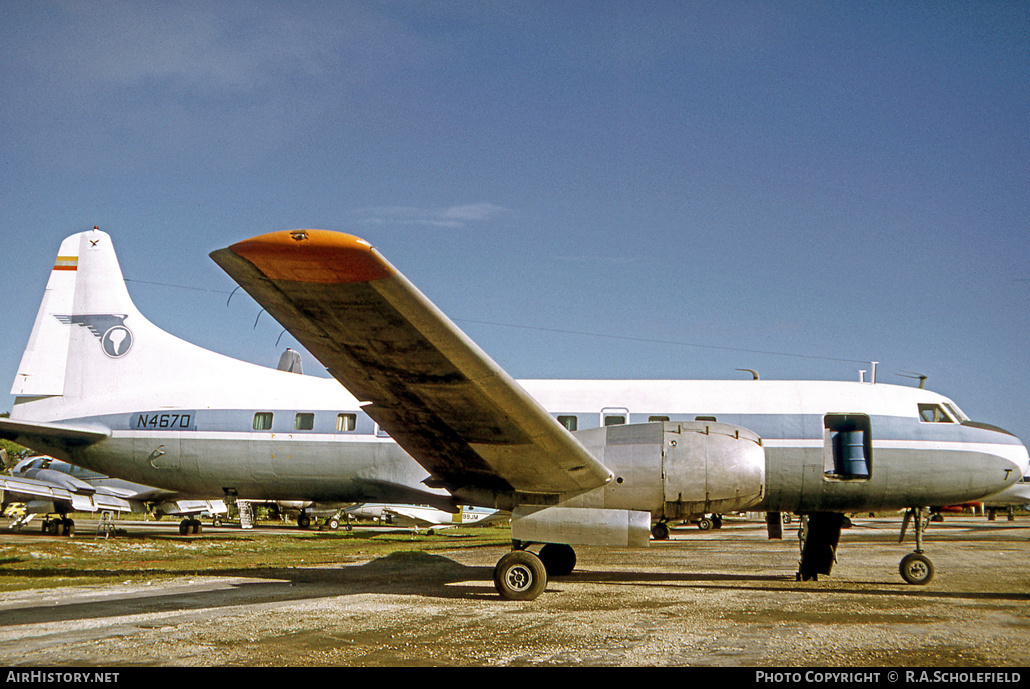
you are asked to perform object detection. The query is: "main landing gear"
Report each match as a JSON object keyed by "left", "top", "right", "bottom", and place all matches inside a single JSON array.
[
  {"left": 41, "top": 516, "right": 75, "bottom": 537},
  {"left": 493, "top": 542, "right": 577, "bottom": 601},
  {"left": 898, "top": 507, "right": 934, "bottom": 585},
  {"left": 178, "top": 518, "right": 203, "bottom": 535}
]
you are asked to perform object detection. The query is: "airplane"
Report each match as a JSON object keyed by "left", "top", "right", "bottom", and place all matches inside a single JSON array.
[
  {"left": 343, "top": 503, "right": 502, "bottom": 532},
  {"left": 2, "top": 229, "right": 1026, "bottom": 600},
  {"left": 982, "top": 473, "right": 1030, "bottom": 520},
  {"left": 0, "top": 452, "right": 133, "bottom": 535},
  {"left": 1, "top": 453, "right": 227, "bottom": 535},
  {"left": 208, "top": 228, "right": 1029, "bottom": 599}
]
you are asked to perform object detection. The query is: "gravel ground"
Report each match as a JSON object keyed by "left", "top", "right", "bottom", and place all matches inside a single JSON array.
[{"left": 0, "top": 516, "right": 1027, "bottom": 667}]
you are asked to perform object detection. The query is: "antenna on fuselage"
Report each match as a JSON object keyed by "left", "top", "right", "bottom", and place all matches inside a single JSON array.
[
  {"left": 898, "top": 371, "right": 928, "bottom": 389},
  {"left": 277, "top": 348, "right": 304, "bottom": 374},
  {"left": 736, "top": 369, "right": 759, "bottom": 380}
]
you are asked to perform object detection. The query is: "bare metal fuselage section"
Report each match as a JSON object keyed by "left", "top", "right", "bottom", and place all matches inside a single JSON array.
[{"left": 23, "top": 404, "right": 1024, "bottom": 528}]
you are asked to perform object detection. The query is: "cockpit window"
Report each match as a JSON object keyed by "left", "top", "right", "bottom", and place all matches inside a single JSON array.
[
  {"left": 918, "top": 404, "right": 954, "bottom": 423},
  {"left": 943, "top": 403, "right": 969, "bottom": 423}
]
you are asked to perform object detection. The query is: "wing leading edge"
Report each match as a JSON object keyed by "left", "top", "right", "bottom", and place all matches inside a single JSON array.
[{"left": 211, "top": 230, "right": 612, "bottom": 506}]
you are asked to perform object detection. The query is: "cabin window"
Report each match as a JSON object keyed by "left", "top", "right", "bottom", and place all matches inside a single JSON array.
[
  {"left": 695, "top": 415, "right": 717, "bottom": 422},
  {"left": 823, "top": 414, "right": 872, "bottom": 480},
  {"left": 649, "top": 415, "right": 670, "bottom": 423},
  {"left": 918, "top": 404, "right": 953, "bottom": 423},
  {"left": 557, "top": 415, "right": 578, "bottom": 431},
  {"left": 253, "top": 412, "right": 273, "bottom": 431},
  {"left": 336, "top": 413, "right": 357, "bottom": 432},
  {"left": 294, "top": 413, "right": 315, "bottom": 431},
  {"left": 604, "top": 415, "right": 626, "bottom": 426}
]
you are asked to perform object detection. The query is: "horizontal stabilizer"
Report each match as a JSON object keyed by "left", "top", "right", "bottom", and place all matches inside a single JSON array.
[{"left": 0, "top": 417, "right": 109, "bottom": 448}]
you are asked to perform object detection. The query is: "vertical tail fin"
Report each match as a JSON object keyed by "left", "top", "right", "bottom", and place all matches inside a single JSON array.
[{"left": 13, "top": 229, "right": 157, "bottom": 402}]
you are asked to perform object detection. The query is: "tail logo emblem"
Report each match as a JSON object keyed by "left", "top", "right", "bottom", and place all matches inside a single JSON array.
[{"left": 54, "top": 314, "right": 134, "bottom": 358}]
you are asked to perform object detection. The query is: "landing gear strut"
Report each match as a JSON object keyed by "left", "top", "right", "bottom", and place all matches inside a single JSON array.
[
  {"left": 898, "top": 507, "right": 935, "bottom": 585},
  {"left": 796, "top": 513, "right": 844, "bottom": 581},
  {"left": 41, "top": 516, "right": 75, "bottom": 537}
]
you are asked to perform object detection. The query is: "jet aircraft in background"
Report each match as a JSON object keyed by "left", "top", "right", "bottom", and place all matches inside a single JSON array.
[
  {"left": 1, "top": 452, "right": 226, "bottom": 535},
  {"left": 1, "top": 229, "right": 1026, "bottom": 600}
]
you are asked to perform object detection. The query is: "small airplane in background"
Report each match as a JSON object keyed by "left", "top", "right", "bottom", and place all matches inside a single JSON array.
[
  {"left": 1, "top": 449, "right": 131, "bottom": 535},
  {"left": 1, "top": 451, "right": 227, "bottom": 535},
  {"left": 344, "top": 503, "right": 502, "bottom": 533},
  {"left": 982, "top": 474, "right": 1030, "bottom": 521}
]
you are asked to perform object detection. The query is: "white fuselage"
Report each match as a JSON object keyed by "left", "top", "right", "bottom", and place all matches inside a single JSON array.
[{"left": 14, "top": 373, "right": 1028, "bottom": 516}]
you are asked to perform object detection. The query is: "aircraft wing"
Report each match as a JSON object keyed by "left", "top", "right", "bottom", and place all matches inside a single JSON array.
[
  {"left": 211, "top": 230, "right": 612, "bottom": 503},
  {"left": 0, "top": 418, "right": 109, "bottom": 449},
  {"left": 0, "top": 475, "right": 132, "bottom": 513},
  {"left": 378, "top": 505, "right": 451, "bottom": 528}
]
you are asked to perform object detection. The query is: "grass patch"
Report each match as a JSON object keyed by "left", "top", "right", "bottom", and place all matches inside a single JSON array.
[{"left": 0, "top": 522, "right": 512, "bottom": 592}]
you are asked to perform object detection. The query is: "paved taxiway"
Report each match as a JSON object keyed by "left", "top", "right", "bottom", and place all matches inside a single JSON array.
[{"left": 0, "top": 515, "right": 1027, "bottom": 666}]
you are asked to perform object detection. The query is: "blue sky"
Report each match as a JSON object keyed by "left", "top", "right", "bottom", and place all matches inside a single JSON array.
[{"left": 2, "top": 2, "right": 1028, "bottom": 441}]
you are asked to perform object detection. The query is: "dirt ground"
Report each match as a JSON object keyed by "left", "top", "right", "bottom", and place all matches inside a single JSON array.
[{"left": 0, "top": 515, "right": 1027, "bottom": 667}]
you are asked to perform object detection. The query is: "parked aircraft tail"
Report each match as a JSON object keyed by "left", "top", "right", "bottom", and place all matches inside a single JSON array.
[{"left": 11, "top": 228, "right": 238, "bottom": 408}]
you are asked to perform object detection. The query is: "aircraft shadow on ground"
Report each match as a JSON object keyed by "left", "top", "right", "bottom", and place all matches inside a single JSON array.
[
  {"left": 3, "top": 545, "right": 1028, "bottom": 629},
  {"left": 0, "top": 551, "right": 495, "bottom": 627}
]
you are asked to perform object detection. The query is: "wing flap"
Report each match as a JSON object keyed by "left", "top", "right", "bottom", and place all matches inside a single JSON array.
[{"left": 211, "top": 230, "right": 612, "bottom": 500}]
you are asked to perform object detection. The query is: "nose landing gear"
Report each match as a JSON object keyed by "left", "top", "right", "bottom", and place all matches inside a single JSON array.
[{"left": 898, "top": 507, "right": 935, "bottom": 585}]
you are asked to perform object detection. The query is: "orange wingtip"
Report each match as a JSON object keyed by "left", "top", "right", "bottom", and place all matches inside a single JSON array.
[{"left": 228, "top": 230, "right": 395, "bottom": 284}]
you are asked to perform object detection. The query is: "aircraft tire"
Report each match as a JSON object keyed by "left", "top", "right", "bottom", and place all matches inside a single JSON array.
[
  {"left": 191, "top": 519, "right": 202, "bottom": 535},
  {"left": 62, "top": 519, "right": 75, "bottom": 537},
  {"left": 538, "top": 543, "right": 576, "bottom": 576},
  {"left": 697, "top": 517, "right": 713, "bottom": 531},
  {"left": 651, "top": 522, "right": 670, "bottom": 540},
  {"left": 494, "top": 550, "right": 547, "bottom": 601},
  {"left": 899, "top": 552, "right": 934, "bottom": 585}
]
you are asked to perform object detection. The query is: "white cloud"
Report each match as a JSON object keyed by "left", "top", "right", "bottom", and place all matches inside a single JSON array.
[{"left": 359, "top": 203, "right": 510, "bottom": 229}]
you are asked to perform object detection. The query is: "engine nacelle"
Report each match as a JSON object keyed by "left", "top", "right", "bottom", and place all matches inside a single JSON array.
[
  {"left": 569, "top": 420, "right": 767, "bottom": 521},
  {"left": 659, "top": 421, "right": 766, "bottom": 519},
  {"left": 510, "top": 421, "right": 766, "bottom": 548}
]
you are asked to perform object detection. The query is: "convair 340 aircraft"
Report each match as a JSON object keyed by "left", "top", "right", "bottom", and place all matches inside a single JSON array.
[
  {"left": 208, "top": 229, "right": 1028, "bottom": 599},
  {"left": 2, "top": 229, "right": 1026, "bottom": 600}
]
